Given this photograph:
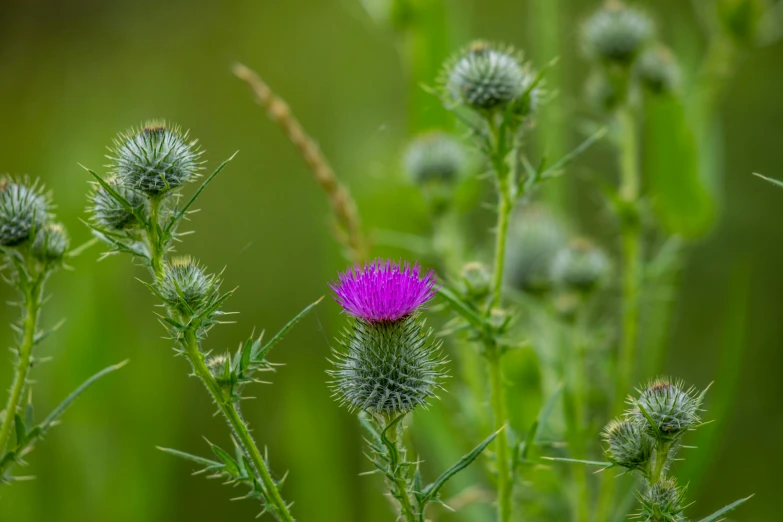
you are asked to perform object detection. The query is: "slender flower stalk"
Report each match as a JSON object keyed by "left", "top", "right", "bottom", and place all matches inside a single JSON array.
[{"left": 85, "top": 122, "right": 317, "bottom": 521}]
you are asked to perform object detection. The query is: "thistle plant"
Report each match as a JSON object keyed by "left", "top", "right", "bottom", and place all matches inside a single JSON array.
[
  {"left": 0, "top": 176, "right": 124, "bottom": 486},
  {"left": 84, "top": 122, "right": 319, "bottom": 521},
  {"left": 548, "top": 378, "right": 752, "bottom": 521},
  {"left": 328, "top": 258, "right": 497, "bottom": 521}
]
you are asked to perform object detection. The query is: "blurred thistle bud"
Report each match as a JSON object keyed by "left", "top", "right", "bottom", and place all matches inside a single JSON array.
[
  {"left": 458, "top": 262, "right": 491, "bottom": 301},
  {"left": 110, "top": 122, "right": 203, "bottom": 196},
  {"left": 636, "top": 478, "right": 687, "bottom": 521},
  {"left": 206, "top": 353, "right": 232, "bottom": 387},
  {"left": 586, "top": 72, "right": 621, "bottom": 112},
  {"left": 505, "top": 206, "right": 567, "bottom": 294},
  {"left": 551, "top": 238, "right": 610, "bottom": 294},
  {"left": 32, "top": 222, "right": 70, "bottom": 262},
  {"left": 0, "top": 177, "right": 49, "bottom": 247},
  {"left": 716, "top": 0, "right": 766, "bottom": 45},
  {"left": 636, "top": 46, "right": 680, "bottom": 95},
  {"left": 329, "top": 259, "right": 445, "bottom": 415},
  {"left": 630, "top": 377, "right": 704, "bottom": 442},
  {"left": 444, "top": 41, "right": 538, "bottom": 115},
  {"left": 91, "top": 175, "right": 145, "bottom": 230},
  {"left": 404, "top": 132, "right": 466, "bottom": 186},
  {"left": 159, "top": 257, "right": 220, "bottom": 316},
  {"left": 602, "top": 418, "right": 653, "bottom": 470},
  {"left": 583, "top": 2, "right": 653, "bottom": 65}
]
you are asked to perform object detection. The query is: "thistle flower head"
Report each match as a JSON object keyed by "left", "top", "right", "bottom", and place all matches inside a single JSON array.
[
  {"left": 330, "top": 259, "right": 437, "bottom": 323},
  {"left": 630, "top": 377, "right": 704, "bottom": 442},
  {"left": 329, "top": 315, "right": 446, "bottom": 415},
  {"left": 505, "top": 205, "right": 567, "bottom": 294},
  {"left": 551, "top": 238, "right": 610, "bottom": 293},
  {"left": 602, "top": 418, "right": 653, "bottom": 470},
  {"left": 0, "top": 177, "right": 50, "bottom": 247},
  {"left": 91, "top": 175, "right": 145, "bottom": 230},
  {"left": 110, "top": 121, "right": 203, "bottom": 195},
  {"left": 443, "top": 41, "right": 537, "bottom": 114},
  {"left": 636, "top": 478, "right": 687, "bottom": 521},
  {"left": 636, "top": 45, "right": 681, "bottom": 95},
  {"left": 159, "top": 257, "right": 220, "bottom": 315},
  {"left": 32, "top": 222, "right": 70, "bottom": 262},
  {"left": 404, "top": 132, "right": 466, "bottom": 186},
  {"left": 583, "top": 2, "right": 653, "bottom": 65}
]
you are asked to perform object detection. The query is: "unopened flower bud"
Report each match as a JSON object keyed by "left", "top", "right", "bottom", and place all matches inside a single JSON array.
[
  {"left": 505, "top": 206, "right": 566, "bottom": 294},
  {"left": 445, "top": 42, "right": 537, "bottom": 114},
  {"left": 206, "top": 354, "right": 232, "bottom": 387},
  {"left": 459, "top": 262, "right": 491, "bottom": 301},
  {"left": 583, "top": 2, "right": 653, "bottom": 65},
  {"left": 551, "top": 238, "right": 610, "bottom": 294},
  {"left": 92, "top": 175, "right": 145, "bottom": 230},
  {"left": 159, "top": 257, "right": 219, "bottom": 315},
  {"left": 636, "top": 46, "right": 680, "bottom": 95},
  {"left": 111, "top": 122, "right": 202, "bottom": 195},
  {"left": 32, "top": 222, "right": 69, "bottom": 262},
  {"left": 637, "top": 478, "right": 687, "bottom": 521},
  {"left": 631, "top": 377, "right": 704, "bottom": 442},
  {"left": 404, "top": 132, "right": 466, "bottom": 186},
  {"left": 602, "top": 418, "right": 653, "bottom": 470},
  {"left": 586, "top": 72, "right": 621, "bottom": 112},
  {"left": 0, "top": 178, "right": 49, "bottom": 247}
]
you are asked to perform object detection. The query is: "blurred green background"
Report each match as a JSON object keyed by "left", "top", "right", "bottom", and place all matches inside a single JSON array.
[{"left": 0, "top": 0, "right": 781, "bottom": 520}]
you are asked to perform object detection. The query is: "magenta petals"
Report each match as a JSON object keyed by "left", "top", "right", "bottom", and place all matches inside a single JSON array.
[{"left": 330, "top": 259, "right": 438, "bottom": 323}]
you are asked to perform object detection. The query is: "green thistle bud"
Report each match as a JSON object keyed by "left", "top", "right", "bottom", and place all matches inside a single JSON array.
[
  {"left": 404, "top": 132, "right": 466, "bottom": 186},
  {"left": 444, "top": 41, "right": 537, "bottom": 114},
  {"left": 583, "top": 2, "right": 653, "bottom": 65},
  {"left": 111, "top": 122, "right": 202, "bottom": 195},
  {"left": 32, "top": 222, "right": 70, "bottom": 262},
  {"left": 0, "top": 177, "right": 49, "bottom": 247},
  {"left": 636, "top": 46, "right": 680, "bottom": 95},
  {"left": 551, "top": 238, "right": 610, "bottom": 294},
  {"left": 159, "top": 257, "right": 220, "bottom": 315},
  {"left": 91, "top": 175, "right": 145, "bottom": 230},
  {"left": 602, "top": 418, "right": 653, "bottom": 470},
  {"left": 206, "top": 354, "right": 232, "bottom": 387},
  {"left": 329, "top": 315, "right": 446, "bottom": 416},
  {"left": 459, "top": 262, "right": 491, "bottom": 301},
  {"left": 631, "top": 377, "right": 704, "bottom": 442},
  {"left": 637, "top": 478, "right": 687, "bottom": 522},
  {"left": 505, "top": 206, "right": 567, "bottom": 294}
]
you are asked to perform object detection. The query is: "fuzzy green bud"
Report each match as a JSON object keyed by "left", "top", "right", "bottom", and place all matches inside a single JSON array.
[
  {"left": 159, "top": 257, "right": 219, "bottom": 315},
  {"left": 330, "top": 315, "right": 445, "bottom": 415},
  {"left": 32, "top": 222, "right": 69, "bottom": 262},
  {"left": 602, "top": 418, "right": 653, "bottom": 470},
  {"left": 444, "top": 42, "right": 537, "bottom": 114},
  {"left": 552, "top": 238, "right": 610, "bottom": 294},
  {"left": 636, "top": 46, "right": 680, "bottom": 95},
  {"left": 505, "top": 206, "right": 567, "bottom": 294},
  {"left": 92, "top": 175, "right": 145, "bottom": 230},
  {"left": 637, "top": 478, "right": 687, "bottom": 522},
  {"left": 459, "top": 262, "right": 491, "bottom": 301},
  {"left": 583, "top": 2, "right": 653, "bottom": 65},
  {"left": 111, "top": 122, "right": 202, "bottom": 195},
  {"left": 0, "top": 178, "right": 49, "bottom": 247},
  {"left": 631, "top": 377, "right": 703, "bottom": 442},
  {"left": 404, "top": 132, "right": 466, "bottom": 186},
  {"left": 206, "top": 354, "right": 232, "bottom": 387}
]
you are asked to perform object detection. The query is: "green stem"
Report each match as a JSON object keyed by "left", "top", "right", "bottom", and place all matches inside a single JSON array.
[
  {"left": 148, "top": 195, "right": 165, "bottom": 280},
  {"left": 650, "top": 441, "right": 671, "bottom": 486},
  {"left": 182, "top": 328, "right": 295, "bottom": 522},
  {"left": 487, "top": 347, "right": 512, "bottom": 522},
  {"left": 615, "top": 104, "right": 642, "bottom": 414},
  {"left": 0, "top": 272, "right": 42, "bottom": 454},
  {"left": 570, "top": 306, "right": 591, "bottom": 522},
  {"left": 383, "top": 418, "right": 417, "bottom": 522}
]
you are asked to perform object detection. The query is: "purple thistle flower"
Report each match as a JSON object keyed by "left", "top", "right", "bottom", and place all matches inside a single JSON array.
[{"left": 330, "top": 259, "right": 438, "bottom": 323}]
